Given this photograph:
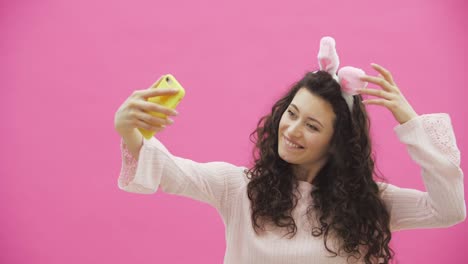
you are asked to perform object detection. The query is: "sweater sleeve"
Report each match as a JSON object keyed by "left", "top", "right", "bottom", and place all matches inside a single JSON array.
[
  {"left": 378, "top": 113, "right": 466, "bottom": 232},
  {"left": 117, "top": 136, "right": 247, "bottom": 213}
]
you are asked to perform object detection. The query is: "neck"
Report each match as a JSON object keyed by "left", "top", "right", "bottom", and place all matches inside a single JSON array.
[{"left": 292, "top": 158, "right": 328, "bottom": 184}]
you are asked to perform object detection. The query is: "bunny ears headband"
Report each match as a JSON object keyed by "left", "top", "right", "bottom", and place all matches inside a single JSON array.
[{"left": 315, "top": 36, "right": 368, "bottom": 112}]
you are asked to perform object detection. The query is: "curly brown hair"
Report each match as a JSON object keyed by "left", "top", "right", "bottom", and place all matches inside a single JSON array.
[{"left": 245, "top": 70, "right": 394, "bottom": 263}]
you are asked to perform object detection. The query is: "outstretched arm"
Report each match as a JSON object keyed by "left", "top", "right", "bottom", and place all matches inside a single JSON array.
[{"left": 118, "top": 136, "right": 247, "bottom": 216}]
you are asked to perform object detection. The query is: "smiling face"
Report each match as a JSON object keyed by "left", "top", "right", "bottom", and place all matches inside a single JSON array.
[{"left": 278, "top": 88, "right": 336, "bottom": 176}]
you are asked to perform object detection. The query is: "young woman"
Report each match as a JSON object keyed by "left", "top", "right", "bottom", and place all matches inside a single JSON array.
[{"left": 114, "top": 37, "right": 465, "bottom": 264}]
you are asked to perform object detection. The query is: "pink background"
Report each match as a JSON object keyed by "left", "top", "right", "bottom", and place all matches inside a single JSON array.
[{"left": 2, "top": 0, "right": 467, "bottom": 263}]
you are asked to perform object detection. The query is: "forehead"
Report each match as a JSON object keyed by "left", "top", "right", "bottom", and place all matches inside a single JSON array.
[{"left": 290, "top": 88, "right": 335, "bottom": 126}]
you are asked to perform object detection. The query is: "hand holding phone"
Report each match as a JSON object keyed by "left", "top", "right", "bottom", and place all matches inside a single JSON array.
[{"left": 137, "top": 74, "right": 185, "bottom": 139}]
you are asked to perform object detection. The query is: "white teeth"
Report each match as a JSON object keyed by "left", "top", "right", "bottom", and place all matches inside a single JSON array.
[{"left": 284, "top": 137, "right": 301, "bottom": 148}]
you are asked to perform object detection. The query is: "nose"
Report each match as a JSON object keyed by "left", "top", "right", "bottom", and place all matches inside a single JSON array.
[{"left": 286, "top": 120, "right": 302, "bottom": 138}]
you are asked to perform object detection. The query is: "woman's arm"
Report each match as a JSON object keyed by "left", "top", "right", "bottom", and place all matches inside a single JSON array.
[
  {"left": 119, "top": 128, "right": 144, "bottom": 160},
  {"left": 357, "top": 64, "right": 465, "bottom": 231},
  {"left": 118, "top": 135, "right": 247, "bottom": 214},
  {"left": 378, "top": 113, "right": 466, "bottom": 231}
]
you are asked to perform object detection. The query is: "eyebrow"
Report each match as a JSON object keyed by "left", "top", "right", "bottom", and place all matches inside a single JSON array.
[{"left": 290, "top": 104, "right": 324, "bottom": 128}]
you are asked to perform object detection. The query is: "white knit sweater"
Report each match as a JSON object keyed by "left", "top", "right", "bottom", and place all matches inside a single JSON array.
[{"left": 118, "top": 113, "right": 466, "bottom": 263}]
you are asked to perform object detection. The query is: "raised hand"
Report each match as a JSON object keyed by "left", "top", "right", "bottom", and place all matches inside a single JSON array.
[
  {"left": 114, "top": 87, "right": 179, "bottom": 136},
  {"left": 357, "top": 63, "right": 419, "bottom": 124}
]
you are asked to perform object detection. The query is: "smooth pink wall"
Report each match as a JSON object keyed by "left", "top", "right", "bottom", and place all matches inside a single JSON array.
[{"left": 2, "top": 0, "right": 467, "bottom": 263}]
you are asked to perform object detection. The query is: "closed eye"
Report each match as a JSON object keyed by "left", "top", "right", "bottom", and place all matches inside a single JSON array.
[
  {"left": 287, "top": 110, "right": 319, "bottom": 131},
  {"left": 307, "top": 124, "right": 318, "bottom": 131}
]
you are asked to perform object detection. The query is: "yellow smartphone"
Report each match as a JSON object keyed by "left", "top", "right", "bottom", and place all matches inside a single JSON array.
[{"left": 138, "top": 74, "right": 185, "bottom": 139}]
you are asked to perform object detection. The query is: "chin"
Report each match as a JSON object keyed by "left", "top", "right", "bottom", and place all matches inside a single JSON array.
[{"left": 278, "top": 148, "right": 298, "bottom": 164}]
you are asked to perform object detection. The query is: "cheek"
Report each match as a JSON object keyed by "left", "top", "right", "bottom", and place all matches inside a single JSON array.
[
  {"left": 278, "top": 115, "right": 287, "bottom": 131},
  {"left": 303, "top": 134, "right": 327, "bottom": 149}
]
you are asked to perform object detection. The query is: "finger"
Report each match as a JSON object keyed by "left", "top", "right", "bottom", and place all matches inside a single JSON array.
[
  {"left": 134, "top": 119, "right": 166, "bottom": 132},
  {"left": 359, "top": 75, "right": 393, "bottom": 92},
  {"left": 134, "top": 109, "right": 175, "bottom": 126},
  {"left": 136, "top": 100, "right": 179, "bottom": 116},
  {"left": 138, "top": 87, "right": 180, "bottom": 99},
  {"left": 357, "top": 88, "right": 394, "bottom": 100},
  {"left": 362, "top": 98, "right": 392, "bottom": 108},
  {"left": 371, "top": 63, "right": 396, "bottom": 86}
]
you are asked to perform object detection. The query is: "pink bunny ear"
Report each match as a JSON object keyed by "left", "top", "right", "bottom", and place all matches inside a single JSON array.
[
  {"left": 317, "top": 36, "right": 340, "bottom": 76},
  {"left": 337, "top": 66, "right": 368, "bottom": 95}
]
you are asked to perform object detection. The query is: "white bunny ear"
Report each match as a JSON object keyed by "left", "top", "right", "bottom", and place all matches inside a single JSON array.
[
  {"left": 317, "top": 36, "right": 340, "bottom": 76},
  {"left": 337, "top": 66, "right": 368, "bottom": 95},
  {"left": 337, "top": 66, "right": 368, "bottom": 111}
]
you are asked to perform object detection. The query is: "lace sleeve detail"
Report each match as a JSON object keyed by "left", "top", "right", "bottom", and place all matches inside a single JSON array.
[
  {"left": 421, "top": 114, "right": 460, "bottom": 166},
  {"left": 119, "top": 138, "right": 138, "bottom": 187},
  {"left": 389, "top": 113, "right": 466, "bottom": 231}
]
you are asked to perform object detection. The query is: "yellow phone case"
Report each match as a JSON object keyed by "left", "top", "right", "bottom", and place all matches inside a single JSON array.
[{"left": 138, "top": 74, "right": 185, "bottom": 139}]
